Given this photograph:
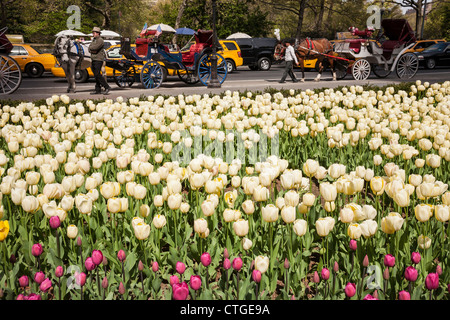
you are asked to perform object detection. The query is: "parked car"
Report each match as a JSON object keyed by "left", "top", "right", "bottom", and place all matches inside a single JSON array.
[
  {"left": 404, "top": 39, "right": 446, "bottom": 54},
  {"left": 415, "top": 42, "right": 450, "bottom": 69},
  {"left": 178, "top": 39, "right": 243, "bottom": 73},
  {"left": 226, "top": 37, "right": 278, "bottom": 71},
  {"left": 10, "top": 44, "right": 56, "bottom": 77}
]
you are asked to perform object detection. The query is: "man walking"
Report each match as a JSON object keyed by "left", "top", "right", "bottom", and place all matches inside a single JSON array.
[
  {"left": 279, "top": 41, "right": 299, "bottom": 83},
  {"left": 89, "top": 27, "right": 111, "bottom": 95}
]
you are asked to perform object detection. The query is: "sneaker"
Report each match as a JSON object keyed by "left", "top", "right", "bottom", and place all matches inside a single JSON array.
[
  {"left": 102, "top": 88, "right": 110, "bottom": 95},
  {"left": 293, "top": 79, "right": 299, "bottom": 83},
  {"left": 278, "top": 81, "right": 285, "bottom": 83}
]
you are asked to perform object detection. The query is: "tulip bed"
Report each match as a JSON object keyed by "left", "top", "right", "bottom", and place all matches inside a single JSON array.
[{"left": 0, "top": 80, "right": 449, "bottom": 301}]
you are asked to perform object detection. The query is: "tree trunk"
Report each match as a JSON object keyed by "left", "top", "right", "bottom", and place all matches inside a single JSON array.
[
  {"left": 324, "top": 0, "right": 335, "bottom": 39},
  {"left": 315, "top": 0, "right": 326, "bottom": 35},
  {"left": 295, "top": 0, "right": 307, "bottom": 40},
  {"left": 415, "top": 0, "right": 423, "bottom": 39},
  {"left": 173, "top": 0, "right": 188, "bottom": 44}
]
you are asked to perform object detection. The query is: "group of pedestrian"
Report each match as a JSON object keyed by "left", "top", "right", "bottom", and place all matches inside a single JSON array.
[{"left": 83, "top": 27, "right": 299, "bottom": 94}]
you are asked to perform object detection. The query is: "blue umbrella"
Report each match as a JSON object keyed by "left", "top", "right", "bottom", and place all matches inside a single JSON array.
[{"left": 175, "top": 27, "right": 196, "bottom": 35}]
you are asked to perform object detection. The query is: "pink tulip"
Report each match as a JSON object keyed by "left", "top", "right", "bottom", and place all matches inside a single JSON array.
[
  {"left": 200, "top": 252, "right": 212, "bottom": 267},
  {"left": 313, "top": 271, "right": 320, "bottom": 283},
  {"left": 92, "top": 250, "right": 103, "bottom": 266},
  {"left": 16, "top": 294, "right": 25, "bottom": 300},
  {"left": 232, "top": 257, "right": 243, "bottom": 271},
  {"left": 345, "top": 282, "right": 356, "bottom": 298},
  {"left": 138, "top": 260, "right": 144, "bottom": 272},
  {"left": 321, "top": 268, "right": 330, "bottom": 281},
  {"left": 223, "top": 258, "right": 231, "bottom": 270},
  {"left": 411, "top": 252, "right": 421, "bottom": 264},
  {"left": 384, "top": 254, "right": 395, "bottom": 268},
  {"left": 399, "top": 290, "right": 411, "bottom": 300},
  {"left": 34, "top": 271, "right": 45, "bottom": 284},
  {"left": 49, "top": 216, "right": 61, "bottom": 229},
  {"left": 172, "top": 282, "right": 189, "bottom": 300},
  {"left": 26, "top": 293, "right": 41, "bottom": 300},
  {"left": 425, "top": 273, "right": 439, "bottom": 290},
  {"left": 363, "top": 294, "right": 378, "bottom": 300},
  {"left": 85, "top": 257, "right": 95, "bottom": 271},
  {"left": 436, "top": 265, "right": 442, "bottom": 276},
  {"left": 117, "top": 249, "right": 126, "bottom": 262},
  {"left": 383, "top": 267, "right": 390, "bottom": 280},
  {"left": 284, "top": 258, "right": 290, "bottom": 269},
  {"left": 224, "top": 248, "right": 229, "bottom": 259},
  {"left": 349, "top": 239, "right": 357, "bottom": 251},
  {"left": 170, "top": 275, "right": 180, "bottom": 286},
  {"left": 404, "top": 266, "right": 418, "bottom": 282},
  {"left": 102, "top": 256, "right": 108, "bottom": 267},
  {"left": 76, "top": 236, "right": 82, "bottom": 247},
  {"left": 252, "top": 269, "right": 261, "bottom": 283},
  {"left": 152, "top": 261, "right": 159, "bottom": 272},
  {"left": 119, "top": 282, "right": 125, "bottom": 295},
  {"left": 189, "top": 275, "right": 202, "bottom": 290},
  {"left": 31, "top": 243, "right": 43, "bottom": 257},
  {"left": 176, "top": 261, "right": 186, "bottom": 274},
  {"left": 75, "top": 272, "right": 86, "bottom": 287},
  {"left": 102, "top": 276, "right": 108, "bottom": 289},
  {"left": 19, "top": 275, "right": 29, "bottom": 288},
  {"left": 333, "top": 261, "right": 339, "bottom": 273},
  {"left": 39, "top": 278, "right": 52, "bottom": 292},
  {"left": 55, "top": 266, "right": 64, "bottom": 278},
  {"left": 363, "top": 255, "right": 369, "bottom": 267}
]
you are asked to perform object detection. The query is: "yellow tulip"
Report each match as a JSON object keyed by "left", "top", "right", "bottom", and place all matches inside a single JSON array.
[{"left": 0, "top": 220, "right": 10, "bottom": 241}]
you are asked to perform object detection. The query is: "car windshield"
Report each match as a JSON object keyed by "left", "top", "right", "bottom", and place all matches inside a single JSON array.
[{"left": 423, "top": 43, "right": 447, "bottom": 52}]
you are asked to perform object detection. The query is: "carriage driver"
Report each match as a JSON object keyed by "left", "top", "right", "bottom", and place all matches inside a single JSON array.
[{"left": 89, "top": 27, "right": 111, "bottom": 95}]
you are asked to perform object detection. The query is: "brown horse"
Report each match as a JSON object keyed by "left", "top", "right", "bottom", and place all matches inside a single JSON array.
[{"left": 294, "top": 38, "right": 338, "bottom": 82}]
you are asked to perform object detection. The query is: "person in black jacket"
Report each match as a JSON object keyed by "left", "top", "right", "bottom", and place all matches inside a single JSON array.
[{"left": 89, "top": 27, "right": 111, "bottom": 95}]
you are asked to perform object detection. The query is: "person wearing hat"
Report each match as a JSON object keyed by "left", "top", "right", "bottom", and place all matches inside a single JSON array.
[
  {"left": 279, "top": 41, "right": 299, "bottom": 83},
  {"left": 89, "top": 27, "right": 111, "bottom": 94}
]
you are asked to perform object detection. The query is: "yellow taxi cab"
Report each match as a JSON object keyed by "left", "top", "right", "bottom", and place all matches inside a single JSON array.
[
  {"left": 10, "top": 44, "right": 56, "bottom": 77},
  {"left": 51, "top": 44, "right": 142, "bottom": 83},
  {"left": 404, "top": 39, "right": 446, "bottom": 53}
]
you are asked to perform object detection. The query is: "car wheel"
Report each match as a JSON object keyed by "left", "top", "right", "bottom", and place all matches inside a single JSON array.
[
  {"left": 425, "top": 58, "right": 436, "bottom": 69},
  {"left": 75, "top": 69, "right": 89, "bottom": 83},
  {"left": 258, "top": 57, "right": 271, "bottom": 71},
  {"left": 25, "top": 63, "right": 44, "bottom": 78},
  {"left": 226, "top": 59, "right": 235, "bottom": 73}
]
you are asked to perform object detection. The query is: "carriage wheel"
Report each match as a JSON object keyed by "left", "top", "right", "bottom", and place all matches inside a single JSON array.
[
  {"left": 177, "top": 68, "right": 199, "bottom": 84},
  {"left": 0, "top": 54, "right": 22, "bottom": 95},
  {"left": 396, "top": 53, "right": 419, "bottom": 79},
  {"left": 114, "top": 66, "right": 136, "bottom": 88},
  {"left": 197, "top": 53, "right": 227, "bottom": 86},
  {"left": 372, "top": 63, "right": 391, "bottom": 78},
  {"left": 140, "top": 61, "right": 163, "bottom": 89},
  {"left": 351, "top": 59, "right": 371, "bottom": 81},
  {"left": 335, "top": 60, "right": 349, "bottom": 80}
]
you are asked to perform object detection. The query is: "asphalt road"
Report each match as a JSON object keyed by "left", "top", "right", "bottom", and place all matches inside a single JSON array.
[{"left": 3, "top": 64, "right": 450, "bottom": 102}]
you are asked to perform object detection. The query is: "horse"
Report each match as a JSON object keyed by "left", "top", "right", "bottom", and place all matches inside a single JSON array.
[
  {"left": 53, "top": 35, "right": 91, "bottom": 93},
  {"left": 294, "top": 38, "right": 338, "bottom": 82}
]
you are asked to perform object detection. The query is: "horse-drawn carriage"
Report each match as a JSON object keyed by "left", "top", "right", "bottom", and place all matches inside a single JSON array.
[
  {"left": 333, "top": 19, "right": 419, "bottom": 80},
  {"left": 106, "top": 29, "right": 228, "bottom": 89},
  {"left": 0, "top": 27, "right": 22, "bottom": 95}
]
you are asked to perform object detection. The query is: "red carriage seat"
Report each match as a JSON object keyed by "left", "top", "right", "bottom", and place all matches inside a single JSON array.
[
  {"left": 182, "top": 43, "right": 208, "bottom": 65},
  {"left": 345, "top": 39, "right": 366, "bottom": 54},
  {"left": 135, "top": 38, "right": 149, "bottom": 57},
  {"left": 381, "top": 40, "right": 399, "bottom": 60}
]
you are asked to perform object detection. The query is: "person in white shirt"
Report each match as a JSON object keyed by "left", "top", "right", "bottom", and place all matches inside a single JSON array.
[{"left": 279, "top": 41, "right": 299, "bottom": 83}]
